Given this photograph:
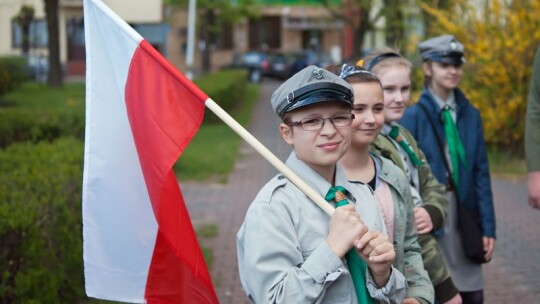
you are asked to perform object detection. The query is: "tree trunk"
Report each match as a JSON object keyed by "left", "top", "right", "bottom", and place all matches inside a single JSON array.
[
  {"left": 351, "top": 8, "right": 371, "bottom": 59},
  {"left": 45, "top": 0, "right": 63, "bottom": 87},
  {"left": 16, "top": 5, "right": 34, "bottom": 58},
  {"left": 384, "top": 1, "right": 404, "bottom": 47},
  {"left": 200, "top": 9, "right": 215, "bottom": 73},
  {"left": 21, "top": 24, "right": 31, "bottom": 57}
]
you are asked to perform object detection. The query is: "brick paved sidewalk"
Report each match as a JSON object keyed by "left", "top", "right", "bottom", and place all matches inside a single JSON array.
[
  {"left": 483, "top": 177, "right": 540, "bottom": 303},
  {"left": 183, "top": 80, "right": 540, "bottom": 303},
  {"left": 183, "top": 80, "right": 286, "bottom": 303}
]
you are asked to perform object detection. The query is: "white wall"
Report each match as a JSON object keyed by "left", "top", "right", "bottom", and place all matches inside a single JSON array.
[
  {"left": 0, "top": 0, "right": 45, "bottom": 55},
  {"left": 0, "top": 0, "right": 162, "bottom": 57},
  {"left": 104, "top": 0, "right": 162, "bottom": 23}
]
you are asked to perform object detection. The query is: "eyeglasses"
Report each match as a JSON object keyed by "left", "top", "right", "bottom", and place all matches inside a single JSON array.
[{"left": 286, "top": 113, "right": 355, "bottom": 131}]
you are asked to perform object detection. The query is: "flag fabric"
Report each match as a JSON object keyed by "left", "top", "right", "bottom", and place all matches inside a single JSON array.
[{"left": 82, "top": 0, "right": 218, "bottom": 303}]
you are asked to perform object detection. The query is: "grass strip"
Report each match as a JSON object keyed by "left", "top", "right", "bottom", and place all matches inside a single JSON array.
[{"left": 175, "top": 83, "right": 259, "bottom": 181}]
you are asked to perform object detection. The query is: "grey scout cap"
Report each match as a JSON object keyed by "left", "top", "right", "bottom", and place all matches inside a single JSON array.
[
  {"left": 271, "top": 65, "right": 354, "bottom": 118},
  {"left": 419, "top": 34, "right": 465, "bottom": 65}
]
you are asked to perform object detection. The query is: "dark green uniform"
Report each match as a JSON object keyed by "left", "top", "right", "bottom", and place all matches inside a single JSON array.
[{"left": 526, "top": 44, "right": 540, "bottom": 172}]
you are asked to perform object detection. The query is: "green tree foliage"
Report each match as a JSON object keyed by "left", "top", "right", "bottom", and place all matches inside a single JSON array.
[
  {"left": 419, "top": 0, "right": 540, "bottom": 151},
  {"left": 420, "top": 0, "right": 452, "bottom": 37}
]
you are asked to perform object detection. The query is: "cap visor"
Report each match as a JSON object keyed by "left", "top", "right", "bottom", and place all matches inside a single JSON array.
[{"left": 284, "top": 91, "right": 352, "bottom": 114}]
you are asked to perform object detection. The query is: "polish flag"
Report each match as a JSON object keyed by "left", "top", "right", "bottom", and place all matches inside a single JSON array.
[{"left": 82, "top": 0, "right": 218, "bottom": 302}]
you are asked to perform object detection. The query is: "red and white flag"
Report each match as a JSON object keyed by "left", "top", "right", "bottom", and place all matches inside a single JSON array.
[{"left": 82, "top": 0, "right": 218, "bottom": 302}]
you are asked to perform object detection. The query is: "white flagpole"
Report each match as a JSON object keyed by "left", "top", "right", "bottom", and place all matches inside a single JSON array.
[{"left": 204, "top": 98, "right": 335, "bottom": 216}]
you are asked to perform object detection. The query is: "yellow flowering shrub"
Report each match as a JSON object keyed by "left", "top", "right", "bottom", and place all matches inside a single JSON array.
[{"left": 418, "top": 0, "right": 540, "bottom": 151}]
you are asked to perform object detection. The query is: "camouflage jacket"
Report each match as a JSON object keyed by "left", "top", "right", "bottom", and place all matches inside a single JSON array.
[{"left": 372, "top": 126, "right": 459, "bottom": 302}]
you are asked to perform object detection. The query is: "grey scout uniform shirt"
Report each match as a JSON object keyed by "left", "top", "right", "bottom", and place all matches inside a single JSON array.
[{"left": 237, "top": 151, "right": 407, "bottom": 304}]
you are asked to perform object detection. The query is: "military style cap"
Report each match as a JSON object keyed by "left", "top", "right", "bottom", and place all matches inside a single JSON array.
[
  {"left": 271, "top": 65, "right": 354, "bottom": 118},
  {"left": 419, "top": 34, "right": 465, "bottom": 65}
]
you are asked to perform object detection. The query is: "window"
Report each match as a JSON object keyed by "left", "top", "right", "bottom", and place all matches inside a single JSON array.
[
  {"left": 249, "top": 17, "right": 281, "bottom": 50},
  {"left": 11, "top": 19, "right": 48, "bottom": 48},
  {"left": 213, "top": 22, "right": 233, "bottom": 50},
  {"left": 67, "top": 17, "right": 85, "bottom": 60},
  {"left": 302, "top": 30, "right": 322, "bottom": 50}
]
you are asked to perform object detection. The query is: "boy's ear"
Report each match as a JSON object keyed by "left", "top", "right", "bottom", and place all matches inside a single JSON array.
[
  {"left": 422, "top": 62, "right": 432, "bottom": 77},
  {"left": 279, "top": 122, "right": 294, "bottom": 145}
]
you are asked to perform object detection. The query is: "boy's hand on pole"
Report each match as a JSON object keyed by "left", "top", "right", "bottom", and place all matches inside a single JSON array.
[{"left": 326, "top": 204, "right": 368, "bottom": 258}]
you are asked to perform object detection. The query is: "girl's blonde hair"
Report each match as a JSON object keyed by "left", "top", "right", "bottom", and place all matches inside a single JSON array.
[{"left": 361, "top": 47, "right": 412, "bottom": 76}]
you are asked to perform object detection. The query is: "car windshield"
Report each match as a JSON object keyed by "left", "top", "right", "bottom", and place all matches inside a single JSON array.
[{"left": 242, "top": 53, "right": 264, "bottom": 65}]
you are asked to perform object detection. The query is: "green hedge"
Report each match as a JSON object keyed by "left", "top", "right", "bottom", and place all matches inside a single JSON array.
[
  {"left": 194, "top": 69, "right": 248, "bottom": 124},
  {"left": 0, "top": 137, "right": 85, "bottom": 302},
  {"left": 0, "top": 71, "right": 246, "bottom": 149},
  {"left": 0, "top": 56, "right": 30, "bottom": 97},
  {"left": 0, "top": 107, "right": 84, "bottom": 149},
  {"left": 0, "top": 69, "right": 254, "bottom": 301},
  {"left": 0, "top": 82, "right": 85, "bottom": 149}
]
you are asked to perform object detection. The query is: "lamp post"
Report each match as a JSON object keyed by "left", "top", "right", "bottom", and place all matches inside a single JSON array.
[{"left": 185, "top": 0, "right": 196, "bottom": 79}]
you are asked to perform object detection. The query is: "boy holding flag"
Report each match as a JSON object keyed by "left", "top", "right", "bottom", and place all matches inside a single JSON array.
[{"left": 237, "top": 66, "right": 406, "bottom": 303}]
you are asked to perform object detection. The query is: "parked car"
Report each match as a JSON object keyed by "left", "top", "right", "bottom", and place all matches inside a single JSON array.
[
  {"left": 27, "top": 54, "right": 49, "bottom": 83},
  {"left": 222, "top": 51, "right": 270, "bottom": 83},
  {"left": 266, "top": 51, "right": 333, "bottom": 80},
  {"left": 265, "top": 53, "right": 294, "bottom": 80}
]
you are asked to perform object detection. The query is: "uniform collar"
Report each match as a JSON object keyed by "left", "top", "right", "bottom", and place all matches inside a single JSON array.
[
  {"left": 428, "top": 88, "right": 456, "bottom": 111},
  {"left": 285, "top": 151, "right": 356, "bottom": 203},
  {"left": 380, "top": 122, "right": 398, "bottom": 136}
]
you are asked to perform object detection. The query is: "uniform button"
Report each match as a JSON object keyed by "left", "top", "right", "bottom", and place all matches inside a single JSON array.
[
  {"left": 278, "top": 175, "right": 285, "bottom": 180},
  {"left": 382, "top": 287, "right": 388, "bottom": 294}
]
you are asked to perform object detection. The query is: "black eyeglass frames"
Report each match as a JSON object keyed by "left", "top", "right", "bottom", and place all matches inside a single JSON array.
[{"left": 286, "top": 113, "right": 355, "bottom": 131}]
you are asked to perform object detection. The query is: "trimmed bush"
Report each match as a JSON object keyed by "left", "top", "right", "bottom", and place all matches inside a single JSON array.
[
  {"left": 0, "top": 108, "right": 84, "bottom": 149},
  {"left": 0, "top": 71, "right": 245, "bottom": 149},
  {"left": 0, "top": 82, "right": 85, "bottom": 149},
  {"left": 0, "top": 56, "right": 29, "bottom": 97},
  {"left": 0, "top": 137, "right": 85, "bottom": 302},
  {"left": 194, "top": 69, "right": 248, "bottom": 124}
]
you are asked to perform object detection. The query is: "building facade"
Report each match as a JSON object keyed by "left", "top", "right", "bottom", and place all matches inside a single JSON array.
[
  {"left": 166, "top": 0, "right": 398, "bottom": 74},
  {"left": 1, "top": 0, "right": 413, "bottom": 76},
  {"left": 0, "top": 0, "right": 165, "bottom": 75},
  {"left": 167, "top": 1, "right": 348, "bottom": 73}
]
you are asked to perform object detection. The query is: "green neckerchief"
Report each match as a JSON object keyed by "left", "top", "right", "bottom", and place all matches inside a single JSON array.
[
  {"left": 441, "top": 107, "right": 468, "bottom": 186},
  {"left": 388, "top": 125, "right": 423, "bottom": 167},
  {"left": 325, "top": 186, "right": 375, "bottom": 304}
]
